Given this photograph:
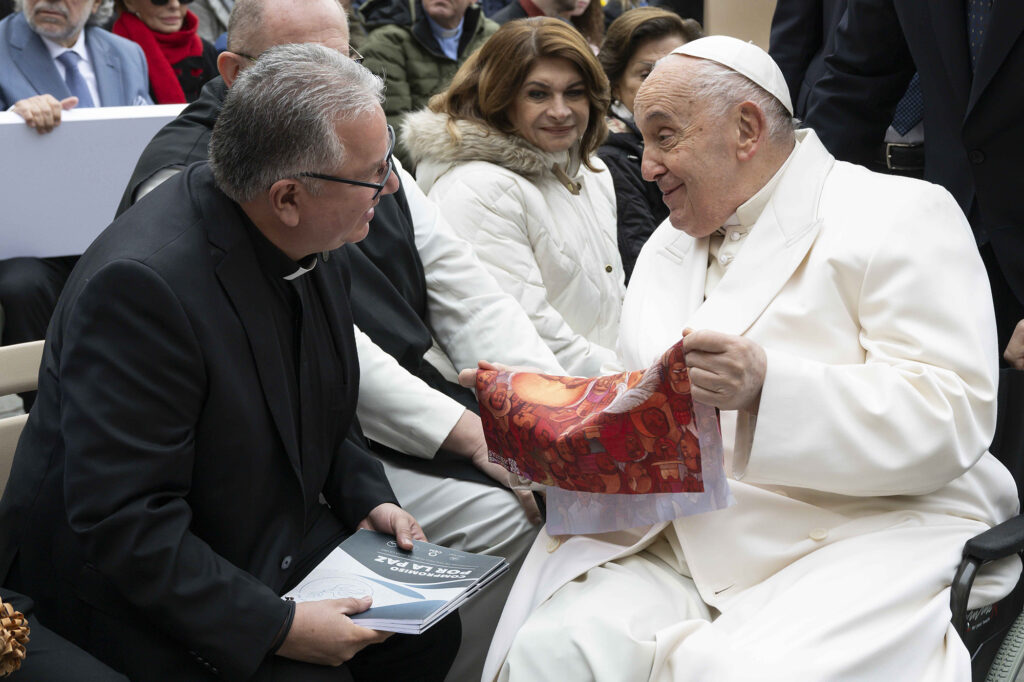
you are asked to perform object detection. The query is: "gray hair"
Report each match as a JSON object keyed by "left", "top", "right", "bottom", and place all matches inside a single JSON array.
[
  {"left": 209, "top": 42, "right": 385, "bottom": 204},
  {"left": 16, "top": 0, "right": 114, "bottom": 28},
  {"left": 684, "top": 58, "right": 798, "bottom": 145}
]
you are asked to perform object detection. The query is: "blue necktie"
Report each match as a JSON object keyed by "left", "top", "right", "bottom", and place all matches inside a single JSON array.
[
  {"left": 56, "top": 51, "right": 95, "bottom": 108},
  {"left": 891, "top": 73, "right": 923, "bottom": 135},
  {"left": 966, "top": 0, "right": 994, "bottom": 72}
]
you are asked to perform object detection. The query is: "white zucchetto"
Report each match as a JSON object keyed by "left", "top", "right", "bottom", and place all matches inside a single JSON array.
[{"left": 669, "top": 36, "right": 794, "bottom": 116}]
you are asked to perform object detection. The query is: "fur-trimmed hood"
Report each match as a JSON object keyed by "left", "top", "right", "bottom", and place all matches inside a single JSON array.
[{"left": 401, "top": 107, "right": 583, "bottom": 190}]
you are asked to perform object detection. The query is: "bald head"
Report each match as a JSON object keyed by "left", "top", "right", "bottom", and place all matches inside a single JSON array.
[{"left": 226, "top": 0, "right": 349, "bottom": 57}]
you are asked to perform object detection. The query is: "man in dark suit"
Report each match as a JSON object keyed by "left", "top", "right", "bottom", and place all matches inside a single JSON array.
[
  {"left": 768, "top": 0, "right": 845, "bottom": 118},
  {"left": 117, "top": 3, "right": 561, "bottom": 677},
  {"left": 0, "top": 0, "right": 152, "bottom": 410},
  {"left": 0, "top": 43, "right": 458, "bottom": 681},
  {"left": 803, "top": 0, "right": 1024, "bottom": 367}
]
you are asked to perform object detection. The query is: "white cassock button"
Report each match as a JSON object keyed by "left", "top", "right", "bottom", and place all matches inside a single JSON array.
[
  {"left": 730, "top": 231, "right": 742, "bottom": 241},
  {"left": 809, "top": 528, "right": 829, "bottom": 541},
  {"left": 547, "top": 536, "right": 563, "bottom": 553},
  {"left": 719, "top": 254, "right": 732, "bottom": 265}
]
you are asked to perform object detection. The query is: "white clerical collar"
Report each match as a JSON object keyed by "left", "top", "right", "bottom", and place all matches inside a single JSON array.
[
  {"left": 283, "top": 254, "right": 318, "bottom": 280},
  {"left": 42, "top": 27, "right": 90, "bottom": 65},
  {"left": 734, "top": 136, "right": 800, "bottom": 228}
]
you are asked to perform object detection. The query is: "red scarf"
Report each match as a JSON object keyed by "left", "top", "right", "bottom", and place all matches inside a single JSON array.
[{"left": 113, "top": 10, "right": 202, "bottom": 104}]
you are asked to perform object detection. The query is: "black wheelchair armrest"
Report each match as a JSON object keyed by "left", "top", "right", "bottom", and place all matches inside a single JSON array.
[{"left": 951, "top": 515, "right": 1024, "bottom": 639}]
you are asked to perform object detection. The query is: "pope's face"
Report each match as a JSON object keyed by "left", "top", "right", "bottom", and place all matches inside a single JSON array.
[
  {"left": 24, "top": 0, "right": 99, "bottom": 47},
  {"left": 634, "top": 57, "right": 742, "bottom": 238}
]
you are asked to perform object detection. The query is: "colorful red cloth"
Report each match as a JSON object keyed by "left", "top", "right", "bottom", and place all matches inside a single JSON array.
[
  {"left": 113, "top": 10, "right": 202, "bottom": 104},
  {"left": 476, "top": 340, "right": 704, "bottom": 495}
]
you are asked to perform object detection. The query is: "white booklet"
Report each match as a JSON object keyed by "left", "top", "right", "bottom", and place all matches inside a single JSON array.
[{"left": 283, "top": 530, "right": 509, "bottom": 634}]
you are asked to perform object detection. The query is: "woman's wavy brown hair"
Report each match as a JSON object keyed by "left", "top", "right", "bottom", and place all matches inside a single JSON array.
[
  {"left": 569, "top": 0, "right": 605, "bottom": 49},
  {"left": 429, "top": 17, "right": 611, "bottom": 171},
  {"left": 598, "top": 7, "right": 703, "bottom": 99}
]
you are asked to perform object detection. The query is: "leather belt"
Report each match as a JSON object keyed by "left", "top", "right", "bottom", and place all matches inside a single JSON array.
[{"left": 881, "top": 142, "right": 924, "bottom": 172}]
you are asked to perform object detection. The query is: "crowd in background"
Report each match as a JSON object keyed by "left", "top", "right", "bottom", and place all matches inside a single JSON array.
[{"left": 2, "top": 0, "right": 1023, "bottom": 680}]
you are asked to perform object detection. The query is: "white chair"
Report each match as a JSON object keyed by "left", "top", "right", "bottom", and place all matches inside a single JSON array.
[{"left": 0, "top": 341, "right": 44, "bottom": 494}]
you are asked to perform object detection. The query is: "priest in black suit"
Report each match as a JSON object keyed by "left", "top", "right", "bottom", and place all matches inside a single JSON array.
[{"left": 0, "top": 43, "right": 458, "bottom": 681}]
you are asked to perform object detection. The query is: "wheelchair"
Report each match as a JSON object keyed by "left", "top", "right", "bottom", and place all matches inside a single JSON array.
[{"left": 953, "top": 368, "right": 1024, "bottom": 681}]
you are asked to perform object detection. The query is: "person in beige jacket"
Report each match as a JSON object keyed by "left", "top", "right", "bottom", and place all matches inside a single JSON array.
[
  {"left": 483, "top": 37, "right": 1021, "bottom": 681},
  {"left": 402, "top": 18, "right": 625, "bottom": 377}
]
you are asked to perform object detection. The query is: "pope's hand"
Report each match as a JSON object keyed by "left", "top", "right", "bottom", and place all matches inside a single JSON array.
[{"left": 682, "top": 328, "right": 766, "bottom": 414}]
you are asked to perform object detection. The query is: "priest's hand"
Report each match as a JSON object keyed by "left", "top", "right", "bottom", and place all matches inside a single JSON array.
[
  {"left": 443, "top": 410, "right": 543, "bottom": 525},
  {"left": 357, "top": 502, "right": 425, "bottom": 550},
  {"left": 1004, "top": 319, "right": 1024, "bottom": 370},
  {"left": 276, "top": 597, "right": 391, "bottom": 666},
  {"left": 682, "top": 328, "right": 766, "bottom": 414}
]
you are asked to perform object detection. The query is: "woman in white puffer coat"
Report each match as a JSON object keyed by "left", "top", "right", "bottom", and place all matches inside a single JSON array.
[{"left": 402, "top": 18, "right": 625, "bottom": 377}]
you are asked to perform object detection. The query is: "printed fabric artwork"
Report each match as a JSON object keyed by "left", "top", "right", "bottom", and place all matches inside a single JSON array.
[
  {"left": 476, "top": 339, "right": 731, "bottom": 534},
  {"left": 476, "top": 340, "right": 706, "bottom": 495}
]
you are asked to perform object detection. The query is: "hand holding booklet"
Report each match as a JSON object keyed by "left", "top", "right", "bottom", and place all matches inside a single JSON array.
[{"left": 283, "top": 530, "right": 509, "bottom": 634}]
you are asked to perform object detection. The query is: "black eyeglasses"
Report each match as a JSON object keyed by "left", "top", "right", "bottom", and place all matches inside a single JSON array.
[
  {"left": 233, "top": 47, "right": 364, "bottom": 65},
  {"left": 148, "top": 0, "right": 195, "bottom": 6},
  {"left": 299, "top": 125, "right": 396, "bottom": 200}
]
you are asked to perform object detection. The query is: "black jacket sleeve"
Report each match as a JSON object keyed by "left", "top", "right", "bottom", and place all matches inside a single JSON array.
[{"left": 768, "top": 0, "right": 825, "bottom": 107}]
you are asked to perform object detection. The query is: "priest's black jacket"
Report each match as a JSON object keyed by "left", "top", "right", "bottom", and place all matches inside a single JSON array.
[{"left": 0, "top": 162, "right": 398, "bottom": 680}]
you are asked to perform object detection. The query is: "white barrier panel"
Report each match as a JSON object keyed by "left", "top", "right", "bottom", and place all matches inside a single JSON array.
[{"left": 0, "top": 104, "right": 186, "bottom": 259}]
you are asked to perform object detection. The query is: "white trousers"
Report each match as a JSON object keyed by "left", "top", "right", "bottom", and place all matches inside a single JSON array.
[
  {"left": 382, "top": 458, "right": 540, "bottom": 682},
  {"left": 499, "top": 520, "right": 1016, "bottom": 682}
]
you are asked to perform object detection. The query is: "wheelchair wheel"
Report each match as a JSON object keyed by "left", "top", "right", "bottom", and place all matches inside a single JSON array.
[{"left": 987, "top": 611, "right": 1024, "bottom": 681}]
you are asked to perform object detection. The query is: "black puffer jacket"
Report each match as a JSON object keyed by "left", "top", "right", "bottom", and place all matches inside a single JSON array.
[{"left": 597, "top": 111, "right": 669, "bottom": 282}]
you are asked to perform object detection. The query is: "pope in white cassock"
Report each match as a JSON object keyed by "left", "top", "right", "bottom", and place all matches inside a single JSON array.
[{"left": 480, "top": 37, "right": 1022, "bottom": 681}]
